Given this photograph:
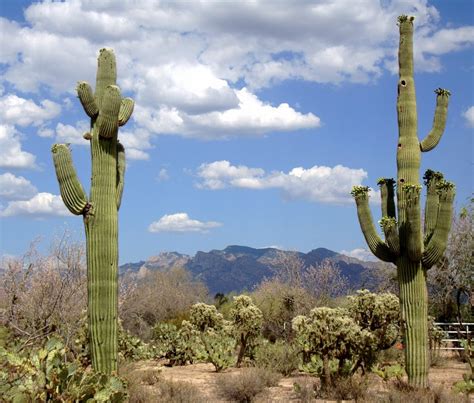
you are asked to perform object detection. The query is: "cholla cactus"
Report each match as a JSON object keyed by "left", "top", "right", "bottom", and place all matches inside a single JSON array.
[
  {"left": 189, "top": 302, "right": 226, "bottom": 332},
  {"left": 351, "top": 16, "right": 454, "bottom": 387},
  {"left": 200, "top": 328, "right": 236, "bottom": 372},
  {"left": 347, "top": 290, "right": 400, "bottom": 372},
  {"left": 292, "top": 307, "right": 372, "bottom": 389},
  {"left": 51, "top": 49, "right": 134, "bottom": 374},
  {"left": 230, "top": 295, "right": 263, "bottom": 367},
  {"left": 187, "top": 303, "right": 235, "bottom": 371}
]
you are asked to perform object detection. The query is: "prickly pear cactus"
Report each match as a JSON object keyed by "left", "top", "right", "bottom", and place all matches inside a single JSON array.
[
  {"left": 351, "top": 16, "right": 454, "bottom": 387},
  {"left": 51, "top": 49, "right": 134, "bottom": 373}
]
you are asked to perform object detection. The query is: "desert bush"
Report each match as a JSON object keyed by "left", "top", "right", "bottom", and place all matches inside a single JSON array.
[
  {"left": 0, "top": 235, "right": 87, "bottom": 350},
  {"left": 0, "top": 337, "right": 127, "bottom": 402},
  {"left": 119, "top": 267, "right": 208, "bottom": 340},
  {"left": 254, "top": 340, "right": 299, "bottom": 376},
  {"left": 118, "top": 362, "right": 162, "bottom": 402},
  {"left": 252, "top": 279, "right": 315, "bottom": 341},
  {"left": 293, "top": 374, "right": 369, "bottom": 402},
  {"left": 292, "top": 377, "right": 317, "bottom": 402},
  {"left": 383, "top": 381, "right": 467, "bottom": 403},
  {"left": 155, "top": 378, "right": 206, "bottom": 403},
  {"left": 218, "top": 367, "right": 280, "bottom": 402}
]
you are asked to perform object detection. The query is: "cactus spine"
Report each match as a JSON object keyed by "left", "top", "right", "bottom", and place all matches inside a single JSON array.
[
  {"left": 351, "top": 16, "right": 454, "bottom": 388},
  {"left": 51, "top": 49, "right": 134, "bottom": 374}
]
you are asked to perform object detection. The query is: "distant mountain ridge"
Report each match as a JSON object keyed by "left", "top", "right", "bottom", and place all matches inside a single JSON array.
[{"left": 119, "top": 245, "right": 381, "bottom": 294}]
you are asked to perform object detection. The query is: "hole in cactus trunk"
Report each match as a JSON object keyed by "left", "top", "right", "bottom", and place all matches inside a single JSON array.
[
  {"left": 400, "top": 179, "right": 405, "bottom": 183},
  {"left": 398, "top": 143, "right": 402, "bottom": 148},
  {"left": 400, "top": 80, "right": 406, "bottom": 86}
]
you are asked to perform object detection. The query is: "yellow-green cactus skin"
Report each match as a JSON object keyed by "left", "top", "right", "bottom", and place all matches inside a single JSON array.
[
  {"left": 51, "top": 49, "right": 134, "bottom": 374},
  {"left": 351, "top": 16, "right": 454, "bottom": 388}
]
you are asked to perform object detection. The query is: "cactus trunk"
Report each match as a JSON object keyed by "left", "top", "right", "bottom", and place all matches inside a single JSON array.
[
  {"left": 351, "top": 16, "right": 454, "bottom": 388},
  {"left": 85, "top": 135, "right": 119, "bottom": 373},
  {"left": 51, "top": 49, "right": 134, "bottom": 374},
  {"left": 398, "top": 256, "right": 428, "bottom": 387}
]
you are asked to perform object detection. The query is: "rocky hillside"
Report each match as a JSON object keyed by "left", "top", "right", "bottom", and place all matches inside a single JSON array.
[{"left": 120, "top": 245, "right": 383, "bottom": 294}]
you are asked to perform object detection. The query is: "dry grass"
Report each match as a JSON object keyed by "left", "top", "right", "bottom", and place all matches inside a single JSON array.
[{"left": 218, "top": 367, "right": 281, "bottom": 402}]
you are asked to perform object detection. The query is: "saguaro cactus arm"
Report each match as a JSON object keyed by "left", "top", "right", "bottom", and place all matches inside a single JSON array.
[
  {"left": 351, "top": 186, "right": 395, "bottom": 262},
  {"left": 420, "top": 89, "right": 451, "bottom": 152},
  {"left": 423, "top": 170, "right": 444, "bottom": 240},
  {"left": 380, "top": 217, "right": 400, "bottom": 256},
  {"left": 378, "top": 178, "right": 396, "bottom": 218},
  {"left": 403, "top": 184, "right": 423, "bottom": 261},
  {"left": 116, "top": 142, "right": 125, "bottom": 209},
  {"left": 51, "top": 144, "right": 88, "bottom": 215},
  {"left": 77, "top": 82, "right": 99, "bottom": 118},
  {"left": 97, "top": 85, "right": 121, "bottom": 139},
  {"left": 422, "top": 181, "right": 455, "bottom": 269},
  {"left": 118, "top": 98, "right": 134, "bottom": 126}
]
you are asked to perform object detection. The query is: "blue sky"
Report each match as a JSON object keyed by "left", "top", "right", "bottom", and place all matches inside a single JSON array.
[{"left": 0, "top": 0, "right": 472, "bottom": 263}]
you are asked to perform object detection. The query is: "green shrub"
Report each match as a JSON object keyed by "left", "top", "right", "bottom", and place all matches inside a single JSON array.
[
  {"left": 152, "top": 321, "right": 205, "bottom": 366},
  {"left": 218, "top": 367, "right": 280, "bottom": 403},
  {"left": 0, "top": 337, "right": 127, "bottom": 402},
  {"left": 201, "top": 329, "right": 236, "bottom": 372},
  {"left": 255, "top": 340, "right": 299, "bottom": 376},
  {"left": 119, "top": 326, "right": 155, "bottom": 361}
]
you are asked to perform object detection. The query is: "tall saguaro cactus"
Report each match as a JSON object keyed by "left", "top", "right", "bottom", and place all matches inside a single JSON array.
[
  {"left": 51, "top": 49, "right": 134, "bottom": 373},
  {"left": 351, "top": 16, "right": 454, "bottom": 388}
]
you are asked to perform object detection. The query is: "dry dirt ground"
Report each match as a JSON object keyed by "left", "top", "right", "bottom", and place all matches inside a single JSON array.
[{"left": 129, "top": 358, "right": 471, "bottom": 402}]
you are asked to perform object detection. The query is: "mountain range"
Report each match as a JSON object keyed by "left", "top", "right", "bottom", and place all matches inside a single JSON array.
[{"left": 119, "top": 245, "right": 386, "bottom": 295}]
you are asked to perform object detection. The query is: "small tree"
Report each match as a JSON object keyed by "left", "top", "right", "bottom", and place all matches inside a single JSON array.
[{"left": 230, "top": 295, "right": 263, "bottom": 367}]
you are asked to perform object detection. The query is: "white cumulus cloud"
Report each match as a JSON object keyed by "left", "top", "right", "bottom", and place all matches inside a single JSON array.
[
  {"left": 0, "top": 125, "right": 37, "bottom": 169},
  {"left": 0, "top": 173, "right": 38, "bottom": 200},
  {"left": 136, "top": 88, "right": 320, "bottom": 139},
  {"left": 55, "top": 120, "right": 90, "bottom": 145},
  {"left": 148, "top": 213, "right": 222, "bottom": 233},
  {"left": 0, "top": 94, "right": 61, "bottom": 127},
  {"left": 462, "top": 106, "right": 474, "bottom": 128},
  {"left": 0, "top": 192, "right": 70, "bottom": 217},
  {"left": 196, "top": 160, "right": 376, "bottom": 204}
]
